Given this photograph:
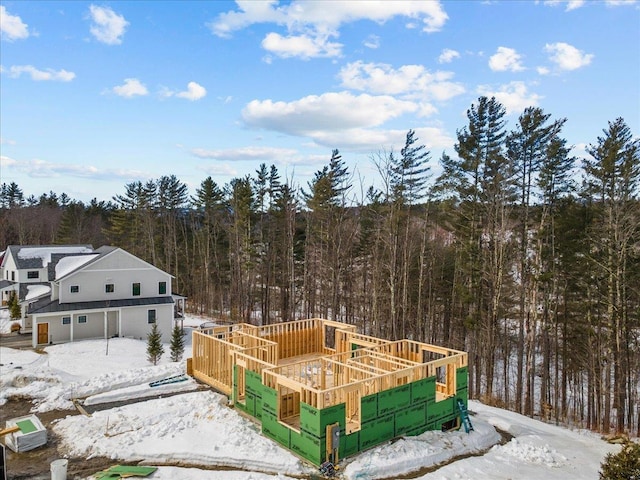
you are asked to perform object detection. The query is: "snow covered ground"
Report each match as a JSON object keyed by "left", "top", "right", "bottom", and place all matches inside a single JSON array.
[{"left": 0, "top": 313, "right": 621, "bottom": 479}]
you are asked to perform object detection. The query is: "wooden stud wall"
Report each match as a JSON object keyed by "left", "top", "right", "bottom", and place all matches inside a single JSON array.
[{"left": 191, "top": 318, "right": 467, "bottom": 421}]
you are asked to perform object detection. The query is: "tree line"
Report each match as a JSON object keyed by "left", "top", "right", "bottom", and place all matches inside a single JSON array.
[{"left": 1, "top": 96, "right": 638, "bottom": 436}]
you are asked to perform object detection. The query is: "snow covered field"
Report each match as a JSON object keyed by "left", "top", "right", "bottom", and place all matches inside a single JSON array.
[{"left": 0, "top": 314, "right": 620, "bottom": 479}]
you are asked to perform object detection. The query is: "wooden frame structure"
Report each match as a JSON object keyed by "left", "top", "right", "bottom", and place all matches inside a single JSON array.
[{"left": 192, "top": 318, "right": 467, "bottom": 437}]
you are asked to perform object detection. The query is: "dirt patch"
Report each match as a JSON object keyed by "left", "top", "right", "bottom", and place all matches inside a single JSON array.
[{"left": 1, "top": 398, "right": 116, "bottom": 480}]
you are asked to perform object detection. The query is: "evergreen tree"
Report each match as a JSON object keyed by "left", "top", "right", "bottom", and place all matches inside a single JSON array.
[
  {"left": 391, "top": 129, "right": 431, "bottom": 205},
  {"left": 583, "top": 118, "right": 640, "bottom": 433},
  {"left": 169, "top": 324, "right": 185, "bottom": 362},
  {"left": 599, "top": 442, "right": 640, "bottom": 480},
  {"left": 146, "top": 323, "right": 164, "bottom": 366},
  {"left": 8, "top": 291, "right": 21, "bottom": 321}
]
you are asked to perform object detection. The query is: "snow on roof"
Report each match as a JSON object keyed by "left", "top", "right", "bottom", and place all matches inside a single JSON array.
[
  {"left": 25, "top": 284, "right": 51, "bottom": 301},
  {"left": 17, "top": 246, "right": 94, "bottom": 268},
  {"left": 55, "top": 254, "right": 99, "bottom": 280}
]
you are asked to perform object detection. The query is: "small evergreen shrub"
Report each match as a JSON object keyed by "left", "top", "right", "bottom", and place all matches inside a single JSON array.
[
  {"left": 600, "top": 441, "right": 640, "bottom": 480},
  {"left": 169, "top": 324, "right": 185, "bottom": 362},
  {"left": 8, "top": 291, "right": 21, "bottom": 320},
  {"left": 146, "top": 323, "right": 165, "bottom": 366}
]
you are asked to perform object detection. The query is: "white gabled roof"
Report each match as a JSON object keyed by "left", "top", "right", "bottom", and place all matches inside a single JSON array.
[
  {"left": 25, "top": 284, "right": 51, "bottom": 301},
  {"left": 55, "top": 254, "right": 100, "bottom": 280},
  {"left": 17, "top": 246, "right": 94, "bottom": 268}
]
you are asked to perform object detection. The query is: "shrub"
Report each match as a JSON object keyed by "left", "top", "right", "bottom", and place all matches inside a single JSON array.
[
  {"left": 169, "top": 324, "right": 185, "bottom": 362},
  {"left": 8, "top": 291, "right": 21, "bottom": 320},
  {"left": 146, "top": 323, "right": 165, "bottom": 366},
  {"left": 10, "top": 322, "right": 21, "bottom": 333},
  {"left": 600, "top": 441, "right": 640, "bottom": 480}
]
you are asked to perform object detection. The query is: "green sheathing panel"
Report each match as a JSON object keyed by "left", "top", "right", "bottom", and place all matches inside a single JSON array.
[
  {"left": 411, "top": 376, "right": 436, "bottom": 403},
  {"left": 241, "top": 370, "right": 467, "bottom": 466},
  {"left": 361, "top": 393, "right": 378, "bottom": 423},
  {"left": 456, "top": 366, "right": 468, "bottom": 390},
  {"left": 290, "top": 430, "right": 323, "bottom": 466},
  {"left": 456, "top": 366, "right": 469, "bottom": 409},
  {"left": 300, "top": 402, "right": 346, "bottom": 438},
  {"left": 395, "top": 402, "right": 427, "bottom": 436},
  {"left": 262, "top": 385, "right": 278, "bottom": 417},
  {"left": 245, "top": 370, "right": 263, "bottom": 396},
  {"left": 341, "top": 430, "right": 360, "bottom": 458},
  {"left": 426, "top": 396, "right": 456, "bottom": 425},
  {"left": 360, "top": 413, "right": 395, "bottom": 450},
  {"left": 255, "top": 393, "right": 263, "bottom": 420},
  {"left": 262, "top": 409, "right": 291, "bottom": 449},
  {"left": 377, "top": 384, "right": 411, "bottom": 416}
]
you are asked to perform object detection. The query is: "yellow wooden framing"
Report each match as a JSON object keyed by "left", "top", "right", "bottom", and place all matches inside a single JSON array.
[{"left": 191, "top": 318, "right": 467, "bottom": 432}]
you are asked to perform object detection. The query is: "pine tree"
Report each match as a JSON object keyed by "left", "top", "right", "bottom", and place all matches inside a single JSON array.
[
  {"left": 169, "top": 324, "right": 185, "bottom": 362},
  {"left": 8, "top": 291, "right": 21, "bottom": 321},
  {"left": 146, "top": 323, "right": 164, "bottom": 366}
]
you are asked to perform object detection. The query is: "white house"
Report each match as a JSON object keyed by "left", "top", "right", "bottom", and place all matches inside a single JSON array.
[{"left": 0, "top": 245, "right": 185, "bottom": 347}]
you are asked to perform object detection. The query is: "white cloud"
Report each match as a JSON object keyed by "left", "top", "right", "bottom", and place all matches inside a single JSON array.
[
  {"left": 543, "top": 0, "right": 586, "bottom": 11},
  {"left": 2, "top": 156, "right": 146, "bottom": 180},
  {"left": 544, "top": 42, "right": 593, "bottom": 70},
  {"left": 110, "top": 78, "right": 148, "bottom": 98},
  {"left": 176, "top": 82, "right": 207, "bottom": 101},
  {"left": 198, "top": 163, "right": 239, "bottom": 177},
  {"left": 0, "top": 137, "right": 17, "bottom": 146},
  {"left": 338, "top": 61, "right": 465, "bottom": 101},
  {"left": 438, "top": 48, "right": 460, "bottom": 64},
  {"left": 0, "top": 6, "right": 29, "bottom": 41},
  {"left": 209, "top": 1, "right": 448, "bottom": 58},
  {"left": 477, "top": 81, "right": 542, "bottom": 114},
  {"left": 605, "top": 0, "right": 637, "bottom": 5},
  {"left": 489, "top": 47, "right": 525, "bottom": 72},
  {"left": 161, "top": 82, "right": 207, "bottom": 101},
  {"left": 1, "top": 155, "right": 18, "bottom": 167},
  {"left": 306, "top": 126, "right": 454, "bottom": 152},
  {"left": 537, "top": 66, "right": 550, "bottom": 75},
  {"left": 261, "top": 32, "right": 342, "bottom": 59},
  {"left": 363, "top": 34, "right": 380, "bottom": 49},
  {"left": 242, "top": 91, "right": 417, "bottom": 136},
  {"left": 6, "top": 65, "right": 75, "bottom": 81},
  {"left": 192, "top": 146, "right": 298, "bottom": 161},
  {"left": 88, "top": 5, "right": 129, "bottom": 45}
]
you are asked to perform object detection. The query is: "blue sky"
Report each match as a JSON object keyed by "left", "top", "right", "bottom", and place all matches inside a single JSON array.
[{"left": 1, "top": 0, "right": 638, "bottom": 204}]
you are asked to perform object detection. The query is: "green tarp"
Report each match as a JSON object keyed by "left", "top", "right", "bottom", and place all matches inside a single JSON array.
[
  {"left": 94, "top": 465, "right": 157, "bottom": 479},
  {"left": 15, "top": 419, "right": 37, "bottom": 434}
]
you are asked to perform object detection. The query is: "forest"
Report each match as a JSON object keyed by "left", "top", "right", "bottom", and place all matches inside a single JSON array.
[{"left": 1, "top": 96, "right": 638, "bottom": 437}]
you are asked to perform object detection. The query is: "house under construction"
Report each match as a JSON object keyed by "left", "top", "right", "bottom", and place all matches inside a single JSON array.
[{"left": 190, "top": 318, "right": 469, "bottom": 466}]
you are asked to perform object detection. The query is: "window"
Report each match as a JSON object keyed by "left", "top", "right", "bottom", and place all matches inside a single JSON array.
[
  {"left": 105, "top": 284, "right": 114, "bottom": 293},
  {"left": 70, "top": 285, "right": 79, "bottom": 293},
  {"left": 62, "top": 316, "right": 71, "bottom": 325},
  {"left": 78, "top": 315, "right": 87, "bottom": 324},
  {"left": 11, "top": 271, "right": 15, "bottom": 281},
  {"left": 159, "top": 281, "right": 167, "bottom": 295},
  {"left": 27, "top": 271, "right": 39, "bottom": 279},
  {"left": 132, "top": 283, "right": 141, "bottom": 296},
  {"left": 147, "top": 309, "right": 156, "bottom": 324}
]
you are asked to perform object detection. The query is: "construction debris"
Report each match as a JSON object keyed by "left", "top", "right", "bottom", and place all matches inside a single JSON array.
[{"left": 3, "top": 415, "right": 47, "bottom": 452}]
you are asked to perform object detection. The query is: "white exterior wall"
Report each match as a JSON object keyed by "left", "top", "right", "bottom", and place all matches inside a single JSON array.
[
  {"left": 58, "top": 250, "right": 172, "bottom": 304},
  {"left": 119, "top": 304, "right": 173, "bottom": 342},
  {"left": 17, "top": 266, "right": 47, "bottom": 284},
  {"left": 2, "top": 254, "right": 18, "bottom": 282}
]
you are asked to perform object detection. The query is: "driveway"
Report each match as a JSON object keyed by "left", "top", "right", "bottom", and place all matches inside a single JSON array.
[{"left": 0, "top": 332, "right": 33, "bottom": 349}]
